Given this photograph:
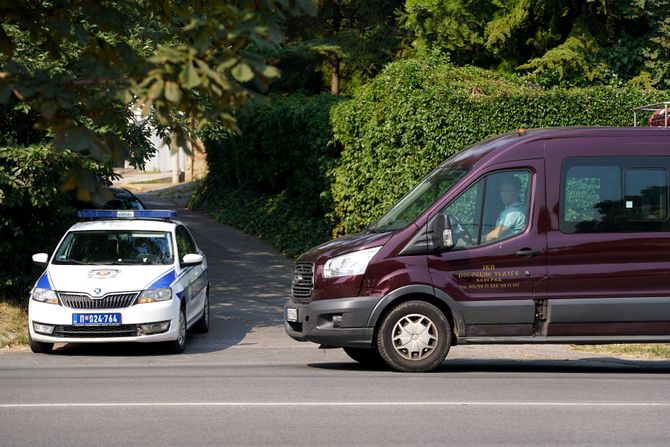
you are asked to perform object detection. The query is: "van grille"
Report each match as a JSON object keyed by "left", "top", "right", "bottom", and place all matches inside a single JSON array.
[
  {"left": 292, "top": 262, "right": 314, "bottom": 303},
  {"left": 58, "top": 292, "right": 139, "bottom": 309}
]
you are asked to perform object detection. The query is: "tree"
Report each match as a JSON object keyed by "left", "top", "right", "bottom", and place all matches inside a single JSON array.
[
  {"left": 402, "top": 0, "right": 670, "bottom": 88},
  {"left": 271, "top": 0, "right": 406, "bottom": 95},
  {"left": 0, "top": 0, "right": 314, "bottom": 197}
]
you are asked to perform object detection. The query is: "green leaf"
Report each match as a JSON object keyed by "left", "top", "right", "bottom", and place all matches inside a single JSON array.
[
  {"left": 232, "top": 63, "right": 254, "bottom": 82},
  {"left": 147, "top": 79, "right": 164, "bottom": 100},
  {"left": 180, "top": 61, "right": 202, "bottom": 88},
  {"left": 165, "top": 81, "right": 182, "bottom": 103}
]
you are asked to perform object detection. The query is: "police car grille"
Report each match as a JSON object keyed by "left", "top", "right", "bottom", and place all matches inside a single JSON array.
[
  {"left": 53, "top": 324, "right": 140, "bottom": 338},
  {"left": 291, "top": 262, "right": 314, "bottom": 303},
  {"left": 58, "top": 292, "right": 139, "bottom": 309}
]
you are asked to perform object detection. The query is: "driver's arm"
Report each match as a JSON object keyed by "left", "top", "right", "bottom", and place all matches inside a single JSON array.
[{"left": 485, "top": 224, "right": 508, "bottom": 242}]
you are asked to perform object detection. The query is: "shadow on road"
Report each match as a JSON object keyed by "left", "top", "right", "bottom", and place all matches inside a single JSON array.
[{"left": 308, "top": 357, "right": 670, "bottom": 374}]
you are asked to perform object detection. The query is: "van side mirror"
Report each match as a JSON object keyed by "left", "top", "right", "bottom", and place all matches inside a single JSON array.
[
  {"left": 431, "top": 215, "right": 454, "bottom": 251},
  {"left": 32, "top": 253, "right": 49, "bottom": 265},
  {"left": 181, "top": 253, "right": 203, "bottom": 267}
]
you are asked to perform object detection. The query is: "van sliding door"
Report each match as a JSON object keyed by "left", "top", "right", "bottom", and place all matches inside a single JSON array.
[{"left": 546, "top": 139, "right": 670, "bottom": 337}]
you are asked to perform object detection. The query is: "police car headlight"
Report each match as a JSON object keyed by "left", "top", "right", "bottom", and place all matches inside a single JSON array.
[
  {"left": 323, "top": 246, "right": 382, "bottom": 279},
  {"left": 31, "top": 288, "right": 59, "bottom": 305},
  {"left": 137, "top": 288, "right": 172, "bottom": 304}
]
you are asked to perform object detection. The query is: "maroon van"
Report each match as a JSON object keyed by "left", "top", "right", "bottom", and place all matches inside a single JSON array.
[{"left": 284, "top": 127, "right": 670, "bottom": 372}]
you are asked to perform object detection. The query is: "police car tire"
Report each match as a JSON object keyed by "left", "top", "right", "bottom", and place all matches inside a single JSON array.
[
  {"left": 28, "top": 332, "right": 53, "bottom": 354},
  {"left": 376, "top": 300, "right": 451, "bottom": 373},
  {"left": 193, "top": 291, "right": 210, "bottom": 334},
  {"left": 167, "top": 307, "right": 187, "bottom": 354}
]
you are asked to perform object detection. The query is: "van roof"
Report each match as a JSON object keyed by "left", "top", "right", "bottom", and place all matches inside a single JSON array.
[{"left": 447, "top": 126, "right": 669, "bottom": 169}]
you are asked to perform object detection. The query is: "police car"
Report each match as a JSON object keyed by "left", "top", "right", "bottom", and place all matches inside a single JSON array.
[{"left": 28, "top": 210, "right": 209, "bottom": 354}]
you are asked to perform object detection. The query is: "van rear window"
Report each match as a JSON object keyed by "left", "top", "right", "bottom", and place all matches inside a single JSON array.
[{"left": 560, "top": 157, "right": 669, "bottom": 233}]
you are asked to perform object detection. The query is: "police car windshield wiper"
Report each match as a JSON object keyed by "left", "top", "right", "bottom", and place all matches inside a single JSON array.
[{"left": 58, "top": 259, "right": 88, "bottom": 265}]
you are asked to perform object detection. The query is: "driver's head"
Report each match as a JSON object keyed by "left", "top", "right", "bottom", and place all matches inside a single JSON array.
[{"left": 499, "top": 176, "right": 521, "bottom": 205}]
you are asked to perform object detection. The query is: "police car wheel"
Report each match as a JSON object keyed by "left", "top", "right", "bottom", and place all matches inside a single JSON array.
[
  {"left": 167, "top": 307, "right": 187, "bottom": 354},
  {"left": 193, "top": 290, "right": 210, "bottom": 334},
  {"left": 376, "top": 300, "right": 451, "bottom": 372},
  {"left": 28, "top": 332, "right": 53, "bottom": 354}
]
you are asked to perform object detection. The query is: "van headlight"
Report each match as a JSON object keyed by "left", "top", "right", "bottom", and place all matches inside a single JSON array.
[
  {"left": 323, "top": 246, "right": 382, "bottom": 279},
  {"left": 137, "top": 288, "right": 172, "bottom": 304},
  {"left": 31, "top": 288, "right": 59, "bottom": 305}
]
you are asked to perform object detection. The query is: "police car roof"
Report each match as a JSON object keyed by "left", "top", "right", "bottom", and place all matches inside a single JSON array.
[
  {"left": 68, "top": 218, "right": 180, "bottom": 232},
  {"left": 70, "top": 210, "right": 181, "bottom": 232}
]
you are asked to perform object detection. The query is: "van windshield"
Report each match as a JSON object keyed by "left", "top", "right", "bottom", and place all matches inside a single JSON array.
[{"left": 370, "top": 166, "right": 470, "bottom": 232}]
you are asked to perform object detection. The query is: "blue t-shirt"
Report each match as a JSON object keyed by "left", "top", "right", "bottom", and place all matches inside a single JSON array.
[{"left": 496, "top": 202, "right": 526, "bottom": 238}]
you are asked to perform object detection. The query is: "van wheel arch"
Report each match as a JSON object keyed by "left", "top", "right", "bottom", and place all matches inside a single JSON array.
[
  {"left": 370, "top": 291, "right": 461, "bottom": 347},
  {"left": 375, "top": 299, "right": 453, "bottom": 372}
]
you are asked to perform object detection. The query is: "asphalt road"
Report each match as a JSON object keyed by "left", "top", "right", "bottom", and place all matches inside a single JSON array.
[{"left": 1, "top": 192, "right": 669, "bottom": 446}]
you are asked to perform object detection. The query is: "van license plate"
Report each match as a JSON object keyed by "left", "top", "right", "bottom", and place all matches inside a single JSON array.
[
  {"left": 72, "top": 313, "right": 122, "bottom": 325},
  {"left": 286, "top": 308, "right": 298, "bottom": 322}
]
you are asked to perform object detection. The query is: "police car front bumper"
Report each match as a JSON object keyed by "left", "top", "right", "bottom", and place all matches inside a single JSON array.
[{"left": 29, "top": 298, "right": 181, "bottom": 344}]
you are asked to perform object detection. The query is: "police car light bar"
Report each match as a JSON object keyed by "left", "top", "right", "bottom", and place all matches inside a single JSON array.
[{"left": 77, "top": 210, "right": 177, "bottom": 219}]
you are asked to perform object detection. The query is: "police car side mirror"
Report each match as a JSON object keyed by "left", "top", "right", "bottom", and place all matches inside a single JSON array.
[
  {"left": 32, "top": 253, "right": 49, "bottom": 266},
  {"left": 181, "top": 253, "right": 203, "bottom": 267}
]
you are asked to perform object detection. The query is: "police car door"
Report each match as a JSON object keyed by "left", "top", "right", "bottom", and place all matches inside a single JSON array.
[{"left": 175, "top": 225, "right": 206, "bottom": 325}]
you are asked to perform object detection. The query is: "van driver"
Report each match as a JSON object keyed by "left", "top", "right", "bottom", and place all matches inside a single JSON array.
[{"left": 485, "top": 176, "right": 526, "bottom": 241}]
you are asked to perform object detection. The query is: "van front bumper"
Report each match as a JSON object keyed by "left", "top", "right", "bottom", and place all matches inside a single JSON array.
[{"left": 283, "top": 296, "right": 381, "bottom": 349}]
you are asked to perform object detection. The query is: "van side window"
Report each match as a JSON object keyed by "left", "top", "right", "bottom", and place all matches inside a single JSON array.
[
  {"left": 560, "top": 157, "right": 669, "bottom": 233},
  {"left": 624, "top": 169, "right": 668, "bottom": 221},
  {"left": 441, "top": 170, "right": 531, "bottom": 249}
]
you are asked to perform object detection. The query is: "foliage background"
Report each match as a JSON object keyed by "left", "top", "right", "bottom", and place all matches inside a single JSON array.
[
  {"left": 191, "top": 93, "right": 343, "bottom": 257},
  {"left": 329, "top": 57, "right": 667, "bottom": 234},
  {"left": 0, "top": 144, "right": 83, "bottom": 304},
  {"left": 2, "top": 0, "right": 669, "bottom": 302}
]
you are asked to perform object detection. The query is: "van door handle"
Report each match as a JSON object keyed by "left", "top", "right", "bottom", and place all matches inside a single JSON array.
[{"left": 516, "top": 248, "right": 540, "bottom": 258}]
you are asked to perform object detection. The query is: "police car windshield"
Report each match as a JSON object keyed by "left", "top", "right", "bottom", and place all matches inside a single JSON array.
[{"left": 53, "top": 231, "right": 174, "bottom": 265}]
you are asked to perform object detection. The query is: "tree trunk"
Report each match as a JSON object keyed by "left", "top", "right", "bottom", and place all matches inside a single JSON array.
[{"left": 330, "top": 55, "right": 340, "bottom": 95}]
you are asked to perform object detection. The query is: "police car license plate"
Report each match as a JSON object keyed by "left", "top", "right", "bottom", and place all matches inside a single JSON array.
[
  {"left": 285, "top": 307, "right": 298, "bottom": 322},
  {"left": 72, "top": 313, "right": 122, "bottom": 325}
]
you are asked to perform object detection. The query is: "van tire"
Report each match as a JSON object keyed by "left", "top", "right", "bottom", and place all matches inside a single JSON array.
[
  {"left": 29, "top": 332, "right": 53, "bottom": 354},
  {"left": 343, "top": 347, "right": 385, "bottom": 368},
  {"left": 193, "top": 290, "right": 210, "bottom": 334},
  {"left": 377, "top": 300, "right": 451, "bottom": 372}
]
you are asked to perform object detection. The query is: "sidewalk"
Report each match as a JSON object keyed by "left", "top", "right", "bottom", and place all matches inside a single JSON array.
[{"left": 112, "top": 167, "right": 199, "bottom": 208}]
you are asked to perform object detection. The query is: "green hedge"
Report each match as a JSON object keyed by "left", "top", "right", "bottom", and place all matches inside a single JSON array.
[
  {"left": 192, "top": 58, "right": 667, "bottom": 258},
  {"left": 191, "top": 93, "right": 344, "bottom": 257},
  {"left": 0, "top": 146, "right": 81, "bottom": 303},
  {"left": 329, "top": 57, "right": 668, "bottom": 234}
]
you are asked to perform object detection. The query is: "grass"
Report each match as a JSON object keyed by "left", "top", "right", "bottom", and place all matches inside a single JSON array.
[
  {"left": 129, "top": 177, "right": 172, "bottom": 185},
  {"left": 572, "top": 344, "right": 670, "bottom": 359},
  {"left": 0, "top": 301, "right": 28, "bottom": 348}
]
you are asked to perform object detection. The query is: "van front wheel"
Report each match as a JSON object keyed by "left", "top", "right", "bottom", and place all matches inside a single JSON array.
[{"left": 377, "top": 301, "right": 451, "bottom": 372}]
